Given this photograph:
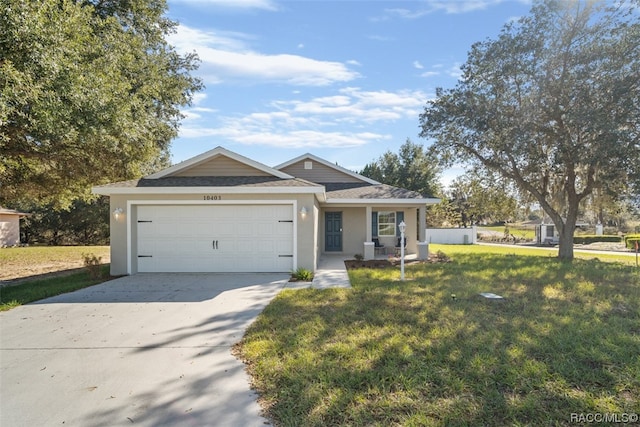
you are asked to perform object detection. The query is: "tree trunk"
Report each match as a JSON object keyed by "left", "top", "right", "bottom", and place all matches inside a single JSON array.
[
  {"left": 556, "top": 204, "right": 579, "bottom": 261},
  {"left": 557, "top": 224, "right": 575, "bottom": 261}
]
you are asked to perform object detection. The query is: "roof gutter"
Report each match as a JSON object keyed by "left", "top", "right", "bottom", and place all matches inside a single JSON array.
[{"left": 92, "top": 186, "right": 326, "bottom": 196}]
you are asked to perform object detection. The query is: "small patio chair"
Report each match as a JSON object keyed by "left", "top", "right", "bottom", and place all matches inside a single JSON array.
[{"left": 373, "top": 238, "right": 385, "bottom": 255}]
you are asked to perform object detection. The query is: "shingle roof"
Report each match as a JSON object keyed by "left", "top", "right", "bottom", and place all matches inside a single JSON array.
[
  {"left": 323, "top": 182, "right": 427, "bottom": 200},
  {"left": 0, "top": 207, "right": 30, "bottom": 216},
  {"left": 95, "top": 176, "right": 322, "bottom": 189},
  {"left": 93, "top": 176, "right": 434, "bottom": 203}
]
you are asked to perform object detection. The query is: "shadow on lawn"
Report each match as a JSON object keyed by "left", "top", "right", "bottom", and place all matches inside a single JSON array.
[{"left": 239, "top": 254, "right": 640, "bottom": 426}]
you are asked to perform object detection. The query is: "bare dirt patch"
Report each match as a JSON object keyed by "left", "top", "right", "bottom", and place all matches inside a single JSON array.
[
  {"left": 344, "top": 252, "right": 451, "bottom": 270},
  {"left": 0, "top": 246, "right": 110, "bottom": 282}
]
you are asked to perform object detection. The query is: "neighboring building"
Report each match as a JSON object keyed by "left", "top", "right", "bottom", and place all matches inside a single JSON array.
[
  {"left": 535, "top": 218, "right": 590, "bottom": 245},
  {"left": 0, "top": 207, "right": 29, "bottom": 247},
  {"left": 93, "top": 147, "right": 439, "bottom": 275}
]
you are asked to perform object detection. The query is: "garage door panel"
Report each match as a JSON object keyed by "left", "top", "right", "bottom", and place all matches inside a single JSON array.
[{"left": 136, "top": 205, "right": 294, "bottom": 273}]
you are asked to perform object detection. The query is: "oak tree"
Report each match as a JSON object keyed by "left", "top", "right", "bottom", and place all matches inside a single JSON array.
[
  {"left": 420, "top": 0, "right": 640, "bottom": 260},
  {"left": 448, "top": 171, "right": 518, "bottom": 227},
  {"left": 0, "top": 0, "right": 202, "bottom": 207},
  {"left": 361, "top": 139, "right": 441, "bottom": 197}
]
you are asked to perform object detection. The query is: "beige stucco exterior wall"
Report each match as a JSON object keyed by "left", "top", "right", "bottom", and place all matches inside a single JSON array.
[
  {"left": 108, "top": 192, "right": 318, "bottom": 276},
  {"left": 109, "top": 194, "right": 131, "bottom": 276},
  {"left": 0, "top": 214, "right": 21, "bottom": 247},
  {"left": 320, "top": 207, "right": 418, "bottom": 257}
]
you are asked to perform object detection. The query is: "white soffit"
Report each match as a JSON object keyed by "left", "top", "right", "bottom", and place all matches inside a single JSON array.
[{"left": 92, "top": 186, "right": 325, "bottom": 195}]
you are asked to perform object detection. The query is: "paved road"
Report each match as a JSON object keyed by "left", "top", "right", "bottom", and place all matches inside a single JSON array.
[{"left": 0, "top": 273, "right": 289, "bottom": 427}]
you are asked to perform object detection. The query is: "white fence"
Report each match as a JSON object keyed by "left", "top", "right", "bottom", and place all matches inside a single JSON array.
[{"left": 426, "top": 226, "right": 477, "bottom": 244}]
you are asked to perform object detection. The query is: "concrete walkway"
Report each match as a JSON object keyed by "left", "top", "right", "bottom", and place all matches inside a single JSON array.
[{"left": 310, "top": 255, "right": 352, "bottom": 289}]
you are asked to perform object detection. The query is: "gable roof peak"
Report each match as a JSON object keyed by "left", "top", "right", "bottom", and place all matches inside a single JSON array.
[
  {"left": 145, "top": 146, "right": 293, "bottom": 179},
  {"left": 275, "top": 153, "right": 379, "bottom": 185}
]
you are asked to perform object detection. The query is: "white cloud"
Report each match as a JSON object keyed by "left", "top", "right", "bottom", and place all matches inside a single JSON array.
[
  {"left": 413, "top": 61, "right": 424, "bottom": 69},
  {"left": 180, "top": 125, "right": 387, "bottom": 148},
  {"left": 232, "top": 130, "right": 386, "bottom": 148},
  {"left": 385, "top": 8, "right": 430, "bottom": 19},
  {"left": 201, "top": 49, "right": 358, "bottom": 85},
  {"left": 182, "top": 107, "right": 218, "bottom": 121},
  {"left": 447, "top": 62, "right": 464, "bottom": 79},
  {"left": 420, "top": 71, "right": 439, "bottom": 78},
  {"left": 168, "top": 25, "right": 360, "bottom": 86},
  {"left": 385, "top": 0, "right": 515, "bottom": 18},
  {"left": 267, "top": 88, "right": 427, "bottom": 125},
  {"left": 191, "top": 92, "right": 208, "bottom": 105},
  {"left": 178, "top": 87, "right": 429, "bottom": 148},
  {"left": 168, "top": 26, "right": 251, "bottom": 52},
  {"left": 432, "top": 0, "right": 502, "bottom": 14}
]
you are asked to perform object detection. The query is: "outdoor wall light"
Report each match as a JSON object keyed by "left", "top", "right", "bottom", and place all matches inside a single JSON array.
[
  {"left": 300, "top": 206, "right": 308, "bottom": 219},
  {"left": 113, "top": 207, "right": 123, "bottom": 221}
]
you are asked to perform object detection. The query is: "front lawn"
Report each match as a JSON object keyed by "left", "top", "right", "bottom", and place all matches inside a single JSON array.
[
  {"left": 236, "top": 249, "right": 640, "bottom": 426},
  {"left": 434, "top": 243, "right": 637, "bottom": 266},
  {"left": 0, "top": 245, "right": 110, "bottom": 281},
  {"left": 0, "top": 265, "right": 111, "bottom": 311}
]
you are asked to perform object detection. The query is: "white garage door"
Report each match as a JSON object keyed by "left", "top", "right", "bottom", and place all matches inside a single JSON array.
[{"left": 136, "top": 204, "right": 294, "bottom": 273}]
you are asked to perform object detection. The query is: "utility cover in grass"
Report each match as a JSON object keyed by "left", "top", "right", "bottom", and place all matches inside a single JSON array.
[{"left": 479, "top": 292, "right": 504, "bottom": 299}]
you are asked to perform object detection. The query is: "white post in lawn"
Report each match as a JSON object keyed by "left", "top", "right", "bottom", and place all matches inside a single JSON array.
[{"left": 398, "top": 221, "right": 406, "bottom": 281}]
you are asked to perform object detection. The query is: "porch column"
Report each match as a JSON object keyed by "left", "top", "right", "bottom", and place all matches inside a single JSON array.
[
  {"left": 418, "top": 205, "right": 428, "bottom": 260},
  {"left": 418, "top": 205, "right": 426, "bottom": 242},
  {"left": 364, "top": 206, "right": 374, "bottom": 260},
  {"left": 365, "top": 206, "right": 372, "bottom": 241}
]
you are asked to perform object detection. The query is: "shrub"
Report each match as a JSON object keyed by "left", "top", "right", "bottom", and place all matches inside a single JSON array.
[
  {"left": 573, "top": 235, "right": 621, "bottom": 245},
  {"left": 354, "top": 254, "right": 364, "bottom": 261},
  {"left": 82, "top": 253, "right": 104, "bottom": 279},
  {"left": 432, "top": 250, "right": 451, "bottom": 263},
  {"left": 291, "top": 267, "right": 313, "bottom": 281},
  {"left": 624, "top": 234, "right": 640, "bottom": 250}
]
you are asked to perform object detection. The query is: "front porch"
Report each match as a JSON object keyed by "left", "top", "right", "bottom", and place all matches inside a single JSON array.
[{"left": 320, "top": 205, "right": 430, "bottom": 261}]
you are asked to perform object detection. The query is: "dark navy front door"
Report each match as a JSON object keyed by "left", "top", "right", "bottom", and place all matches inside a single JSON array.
[{"left": 325, "top": 212, "right": 342, "bottom": 252}]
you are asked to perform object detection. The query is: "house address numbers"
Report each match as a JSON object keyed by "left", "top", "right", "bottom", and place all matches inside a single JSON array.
[{"left": 203, "top": 195, "right": 222, "bottom": 200}]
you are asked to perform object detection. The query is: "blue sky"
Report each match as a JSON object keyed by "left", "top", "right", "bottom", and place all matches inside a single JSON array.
[{"left": 165, "top": 0, "right": 532, "bottom": 183}]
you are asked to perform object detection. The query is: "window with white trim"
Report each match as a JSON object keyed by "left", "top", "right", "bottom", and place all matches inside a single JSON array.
[{"left": 377, "top": 211, "right": 396, "bottom": 236}]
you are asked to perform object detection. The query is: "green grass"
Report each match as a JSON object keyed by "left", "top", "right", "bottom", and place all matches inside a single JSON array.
[
  {"left": 432, "top": 243, "right": 637, "bottom": 266},
  {"left": 0, "top": 265, "right": 111, "bottom": 311},
  {"left": 236, "top": 248, "right": 640, "bottom": 426}
]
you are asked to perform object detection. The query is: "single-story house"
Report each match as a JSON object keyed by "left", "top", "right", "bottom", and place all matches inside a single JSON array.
[
  {"left": 93, "top": 147, "right": 439, "bottom": 275},
  {"left": 0, "top": 207, "right": 29, "bottom": 247}
]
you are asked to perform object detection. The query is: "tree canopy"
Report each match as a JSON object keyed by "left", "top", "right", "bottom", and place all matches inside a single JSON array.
[
  {"left": 448, "top": 170, "right": 518, "bottom": 227},
  {"left": 361, "top": 139, "right": 441, "bottom": 197},
  {"left": 420, "top": 0, "right": 640, "bottom": 260},
  {"left": 0, "top": 0, "right": 202, "bottom": 208}
]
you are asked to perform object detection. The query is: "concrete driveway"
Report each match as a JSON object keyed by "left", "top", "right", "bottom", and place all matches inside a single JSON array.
[{"left": 0, "top": 273, "right": 290, "bottom": 427}]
